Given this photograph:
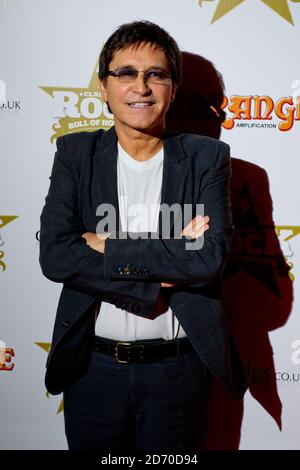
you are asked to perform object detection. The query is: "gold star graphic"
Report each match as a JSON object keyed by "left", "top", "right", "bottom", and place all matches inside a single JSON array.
[
  {"left": 0, "top": 215, "right": 18, "bottom": 230},
  {"left": 35, "top": 342, "right": 64, "bottom": 415},
  {"left": 261, "top": 0, "right": 297, "bottom": 24},
  {"left": 210, "top": 0, "right": 246, "bottom": 23},
  {"left": 199, "top": 0, "right": 299, "bottom": 25}
]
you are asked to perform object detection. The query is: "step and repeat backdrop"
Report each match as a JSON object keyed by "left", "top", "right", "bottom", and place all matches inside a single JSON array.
[{"left": 1, "top": 0, "right": 299, "bottom": 450}]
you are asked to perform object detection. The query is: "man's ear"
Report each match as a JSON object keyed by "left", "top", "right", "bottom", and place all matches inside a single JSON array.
[
  {"left": 99, "top": 78, "right": 108, "bottom": 102},
  {"left": 171, "top": 83, "right": 177, "bottom": 103}
]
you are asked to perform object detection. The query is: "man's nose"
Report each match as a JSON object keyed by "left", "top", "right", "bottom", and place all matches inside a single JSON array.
[{"left": 133, "top": 72, "right": 151, "bottom": 94}]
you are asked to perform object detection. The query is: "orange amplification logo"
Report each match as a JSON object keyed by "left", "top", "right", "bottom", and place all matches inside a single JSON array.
[{"left": 222, "top": 95, "right": 300, "bottom": 131}]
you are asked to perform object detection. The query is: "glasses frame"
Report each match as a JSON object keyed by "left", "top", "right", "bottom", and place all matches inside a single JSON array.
[{"left": 107, "top": 67, "right": 173, "bottom": 85}]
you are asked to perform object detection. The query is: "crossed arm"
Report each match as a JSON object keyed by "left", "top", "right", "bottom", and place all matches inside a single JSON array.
[{"left": 82, "top": 214, "right": 210, "bottom": 288}]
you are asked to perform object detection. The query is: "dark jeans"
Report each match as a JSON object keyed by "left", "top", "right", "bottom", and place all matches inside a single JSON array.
[{"left": 63, "top": 338, "right": 210, "bottom": 452}]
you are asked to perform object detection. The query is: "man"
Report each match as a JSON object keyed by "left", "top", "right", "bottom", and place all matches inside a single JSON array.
[{"left": 39, "top": 20, "right": 248, "bottom": 452}]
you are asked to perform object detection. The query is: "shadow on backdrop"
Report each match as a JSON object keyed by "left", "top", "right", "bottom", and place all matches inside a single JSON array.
[{"left": 166, "top": 52, "right": 293, "bottom": 449}]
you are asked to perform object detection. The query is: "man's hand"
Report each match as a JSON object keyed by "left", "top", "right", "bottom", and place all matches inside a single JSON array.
[
  {"left": 181, "top": 214, "right": 210, "bottom": 238},
  {"left": 160, "top": 214, "right": 210, "bottom": 287},
  {"left": 81, "top": 232, "right": 110, "bottom": 254}
]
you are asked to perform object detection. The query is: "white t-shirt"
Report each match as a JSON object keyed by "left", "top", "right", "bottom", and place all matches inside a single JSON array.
[{"left": 94, "top": 142, "right": 187, "bottom": 341}]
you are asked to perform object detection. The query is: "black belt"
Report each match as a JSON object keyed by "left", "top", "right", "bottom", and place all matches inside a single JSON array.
[{"left": 93, "top": 335, "right": 194, "bottom": 364}]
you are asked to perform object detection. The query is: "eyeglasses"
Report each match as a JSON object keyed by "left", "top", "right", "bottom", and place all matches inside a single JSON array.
[{"left": 108, "top": 67, "right": 173, "bottom": 85}]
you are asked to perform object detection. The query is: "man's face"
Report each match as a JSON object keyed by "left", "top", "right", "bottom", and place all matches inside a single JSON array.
[{"left": 99, "top": 42, "right": 177, "bottom": 135}]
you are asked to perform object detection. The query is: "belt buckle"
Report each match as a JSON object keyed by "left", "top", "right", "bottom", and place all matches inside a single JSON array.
[
  {"left": 114, "top": 341, "right": 132, "bottom": 363},
  {"left": 114, "top": 341, "right": 145, "bottom": 363}
]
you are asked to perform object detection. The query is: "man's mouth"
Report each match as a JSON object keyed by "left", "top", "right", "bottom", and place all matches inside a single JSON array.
[{"left": 128, "top": 102, "right": 154, "bottom": 108}]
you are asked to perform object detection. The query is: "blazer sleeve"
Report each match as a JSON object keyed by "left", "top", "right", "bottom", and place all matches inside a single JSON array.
[
  {"left": 39, "top": 136, "right": 160, "bottom": 316},
  {"left": 103, "top": 142, "right": 233, "bottom": 288}
]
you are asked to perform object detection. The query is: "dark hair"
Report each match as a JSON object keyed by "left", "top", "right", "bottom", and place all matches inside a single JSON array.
[{"left": 98, "top": 20, "right": 182, "bottom": 84}]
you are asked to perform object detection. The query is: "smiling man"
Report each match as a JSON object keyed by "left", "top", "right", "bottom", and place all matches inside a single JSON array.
[
  {"left": 101, "top": 44, "right": 176, "bottom": 138},
  {"left": 39, "top": 20, "right": 248, "bottom": 452}
]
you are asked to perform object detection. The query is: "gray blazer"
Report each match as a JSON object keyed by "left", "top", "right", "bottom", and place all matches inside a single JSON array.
[{"left": 39, "top": 126, "right": 248, "bottom": 398}]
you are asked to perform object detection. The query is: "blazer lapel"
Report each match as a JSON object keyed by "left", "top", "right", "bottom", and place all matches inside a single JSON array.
[
  {"left": 94, "top": 127, "right": 121, "bottom": 232},
  {"left": 159, "top": 131, "right": 188, "bottom": 236}
]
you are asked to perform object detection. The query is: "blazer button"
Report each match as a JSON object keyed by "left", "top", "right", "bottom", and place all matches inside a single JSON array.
[
  {"left": 124, "top": 265, "right": 131, "bottom": 275},
  {"left": 117, "top": 266, "right": 124, "bottom": 275},
  {"left": 62, "top": 320, "right": 70, "bottom": 329}
]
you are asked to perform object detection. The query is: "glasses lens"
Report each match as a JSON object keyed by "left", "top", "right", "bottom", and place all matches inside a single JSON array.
[
  {"left": 116, "top": 68, "right": 138, "bottom": 83},
  {"left": 146, "top": 70, "right": 171, "bottom": 84}
]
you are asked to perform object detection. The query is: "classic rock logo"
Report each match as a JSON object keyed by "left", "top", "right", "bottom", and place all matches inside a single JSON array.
[
  {"left": 40, "top": 64, "right": 113, "bottom": 143},
  {"left": 35, "top": 342, "right": 63, "bottom": 414},
  {"left": 198, "top": 0, "right": 300, "bottom": 25},
  {"left": 0, "top": 216, "right": 18, "bottom": 272},
  {"left": 222, "top": 95, "right": 300, "bottom": 131},
  {"left": 225, "top": 182, "right": 300, "bottom": 285},
  {"left": 276, "top": 225, "right": 300, "bottom": 281}
]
